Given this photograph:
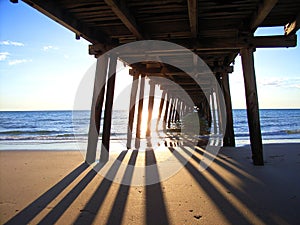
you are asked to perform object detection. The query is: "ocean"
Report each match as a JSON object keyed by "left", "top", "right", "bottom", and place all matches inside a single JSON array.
[{"left": 0, "top": 109, "right": 299, "bottom": 151}]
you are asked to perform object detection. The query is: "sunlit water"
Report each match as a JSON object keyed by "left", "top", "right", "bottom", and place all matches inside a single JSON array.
[{"left": 0, "top": 109, "right": 299, "bottom": 150}]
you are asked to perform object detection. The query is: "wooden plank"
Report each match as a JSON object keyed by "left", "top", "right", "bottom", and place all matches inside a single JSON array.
[
  {"left": 86, "top": 55, "right": 109, "bottom": 164},
  {"left": 104, "top": 0, "right": 144, "bottom": 40},
  {"left": 187, "top": 0, "right": 198, "bottom": 38},
  {"left": 126, "top": 71, "right": 139, "bottom": 149},
  {"left": 135, "top": 75, "right": 145, "bottom": 149},
  {"left": 101, "top": 54, "right": 117, "bottom": 162},
  {"left": 220, "top": 73, "right": 235, "bottom": 147},
  {"left": 146, "top": 82, "right": 155, "bottom": 137},
  {"left": 250, "top": 0, "right": 278, "bottom": 30},
  {"left": 240, "top": 48, "right": 264, "bottom": 165},
  {"left": 285, "top": 14, "right": 300, "bottom": 36}
]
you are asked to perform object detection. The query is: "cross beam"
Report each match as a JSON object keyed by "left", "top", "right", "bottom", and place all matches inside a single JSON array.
[
  {"left": 104, "top": 0, "right": 144, "bottom": 40},
  {"left": 187, "top": 0, "right": 198, "bottom": 38},
  {"left": 250, "top": 0, "right": 278, "bottom": 31}
]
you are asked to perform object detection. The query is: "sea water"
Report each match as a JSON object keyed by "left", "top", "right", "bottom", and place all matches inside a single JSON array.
[{"left": 0, "top": 109, "right": 299, "bottom": 150}]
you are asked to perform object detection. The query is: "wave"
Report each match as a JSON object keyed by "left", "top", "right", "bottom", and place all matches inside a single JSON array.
[
  {"left": 285, "top": 129, "right": 300, "bottom": 134},
  {"left": 0, "top": 130, "right": 60, "bottom": 135},
  {"left": 235, "top": 129, "right": 300, "bottom": 137}
]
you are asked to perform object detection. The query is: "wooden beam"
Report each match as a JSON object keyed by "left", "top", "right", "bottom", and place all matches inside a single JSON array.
[
  {"left": 135, "top": 75, "right": 145, "bottom": 149},
  {"left": 250, "top": 0, "right": 278, "bottom": 31},
  {"left": 172, "top": 35, "right": 297, "bottom": 50},
  {"left": 187, "top": 0, "right": 198, "bottom": 38},
  {"left": 101, "top": 54, "right": 117, "bottom": 162},
  {"left": 240, "top": 48, "right": 264, "bottom": 165},
  {"left": 168, "top": 98, "right": 174, "bottom": 128},
  {"left": 156, "top": 90, "right": 166, "bottom": 130},
  {"left": 22, "top": 0, "right": 110, "bottom": 44},
  {"left": 285, "top": 14, "right": 300, "bottom": 36},
  {"left": 163, "top": 93, "right": 170, "bottom": 128},
  {"left": 127, "top": 71, "right": 139, "bottom": 149},
  {"left": 253, "top": 35, "right": 297, "bottom": 48},
  {"left": 130, "top": 65, "right": 233, "bottom": 75},
  {"left": 220, "top": 73, "right": 235, "bottom": 147},
  {"left": 146, "top": 82, "right": 155, "bottom": 137},
  {"left": 86, "top": 55, "right": 109, "bottom": 164},
  {"left": 104, "top": 0, "right": 144, "bottom": 40}
]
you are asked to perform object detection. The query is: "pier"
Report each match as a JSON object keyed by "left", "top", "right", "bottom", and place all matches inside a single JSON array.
[{"left": 14, "top": 0, "right": 299, "bottom": 164}]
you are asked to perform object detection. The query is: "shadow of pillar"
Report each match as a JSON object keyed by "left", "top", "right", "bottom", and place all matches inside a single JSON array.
[{"left": 145, "top": 147, "right": 170, "bottom": 225}]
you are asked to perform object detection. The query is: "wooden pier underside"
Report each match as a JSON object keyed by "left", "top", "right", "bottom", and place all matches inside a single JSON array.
[{"left": 18, "top": 0, "right": 300, "bottom": 165}]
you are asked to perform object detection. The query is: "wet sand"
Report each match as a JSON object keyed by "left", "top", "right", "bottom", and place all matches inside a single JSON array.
[{"left": 1, "top": 143, "right": 300, "bottom": 225}]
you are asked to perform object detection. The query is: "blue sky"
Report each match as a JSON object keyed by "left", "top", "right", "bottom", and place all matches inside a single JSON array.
[{"left": 0, "top": 1, "right": 299, "bottom": 110}]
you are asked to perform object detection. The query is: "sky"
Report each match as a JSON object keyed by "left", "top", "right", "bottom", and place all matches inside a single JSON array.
[{"left": 0, "top": 0, "right": 299, "bottom": 111}]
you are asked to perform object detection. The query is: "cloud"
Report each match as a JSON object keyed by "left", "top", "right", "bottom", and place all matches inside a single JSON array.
[
  {"left": 0, "top": 40, "right": 24, "bottom": 46},
  {"left": 258, "top": 78, "right": 300, "bottom": 89},
  {"left": 42, "top": 45, "right": 59, "bottom": 51},
  {"left": 8, "top": 59, "right": 32, "bottom": 66},
  {"left": 0, "top": 52, "right": 10, "bottom": 61}
]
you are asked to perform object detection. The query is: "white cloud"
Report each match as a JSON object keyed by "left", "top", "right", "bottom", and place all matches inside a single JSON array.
[
  {"left": 0, "top": 52, "right": 10, "bottom": 61},
  {"left": 0, "top": 40, "right": 24, "bottom": 46},
  {"left": 258, "top": 77, "right": 300, "bottom": 89},
  {"left": 42, "top": 45, "right": 59, "bottom": 51},
  {"left": 8, "top": 59, "right": 32, "bottom": 66}
]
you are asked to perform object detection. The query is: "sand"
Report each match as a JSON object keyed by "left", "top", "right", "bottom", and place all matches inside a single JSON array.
[{"left": 1, "top": 143, "right": 300, "bottom": 225}]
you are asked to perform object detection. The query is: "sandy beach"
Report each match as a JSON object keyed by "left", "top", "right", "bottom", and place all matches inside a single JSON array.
[{"left": 1, "top": 143, "right": 300, "bottom": 225}]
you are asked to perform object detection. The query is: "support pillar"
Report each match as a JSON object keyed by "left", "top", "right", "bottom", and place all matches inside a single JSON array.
[
  {"left": 100, "top": 54, "right": 117, "bottom": 162},
  {"left": 135, "top": 75, "right": 145, "bottom": 149},
  {"left": 163, "top": 93, "right": 170, "bottom": 130},
  {"left": 172, "top": 98, "right": 178, "bottom": 123},
  {"left": 211, "top": 92, "right": 218, "bottom": 135},
  {"left": 146, "top": 81, "right": 155, "bottom": 137},
  {"left": 86, "top": 55, "right": 108, "bottom": 164},
  {"left": 168, "top": 98, "right": 174, "bottom": 129},
  {"left": 156, "top": 90, "right": 166, "bottom": 130},
  {"left": 221, "top": 72, "right": 235, "bottom": 147},
  {"left": 127, "top": 71, "right": 139, "bottom": 149},
  {"left": 240, "top": 48, "right": 264, "bottom": 165}
]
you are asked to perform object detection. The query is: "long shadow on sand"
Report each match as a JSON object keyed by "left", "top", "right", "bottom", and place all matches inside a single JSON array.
[
  {"left": 4, "top": 163, "right": 89, "bottom": 225},
  {"left": 169, "top": 143, "right": 300, "bottom": 225}
]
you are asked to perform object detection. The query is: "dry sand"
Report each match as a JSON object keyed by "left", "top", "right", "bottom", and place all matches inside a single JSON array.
[{"left": 1, "top": 143, "right": 300, "bottom": 225}]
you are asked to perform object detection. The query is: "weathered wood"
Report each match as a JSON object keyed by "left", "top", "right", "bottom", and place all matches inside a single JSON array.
[
  {"left": 156, "top": 90, "right": 166, "bottom": 130},
  {"left": 187, "top": 0, "right": 198, "bottom": 38},
  {"left": 86, "top": 55, "right": 108, "bottom": 164},
  {"left": 250, "top": 0, "right": 278, "bottom": 31},
  {"left": 175, "top": 99, "right": 181, "bottom": 122},
  {"left": 146, "top": 82, "right": 155, "bottom": 137},
  {"left": 101, "top": 54, "right": 117, "bottom": 162},
  {"left": 163, "top": 93, "right": 170, "bottom": 129},
  {"left": 172, "top": 35, "right": 297, "bottom": 50},
  {"left": 285, "top": 14, "right": 300, "bottom": 36},
  {"left": 240, "top": 48, "right": 263, "bottom": 165},
  {"left": 221, "top": 73, "right": 235, "bottom": 147},
  {"left": 104, "top": 0, "right": 144, "bottom": 40},
  {"left": 167, "top": 98, "right": 174, "bottom": 129},
  {"left": 171, "top": 98, "right": 178, "bottom": 123},
  {"left": 215, "top": 80, "right": 224, "bottom": 135},
  {"left": 211, "top": 92, "right": 218, "bottom": 135},
  {"left": 126, "top": 71, "right": 139, "bottom": 149},
  {"left": 135, "top": 75, "right": 145, "bottom": 149}
]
